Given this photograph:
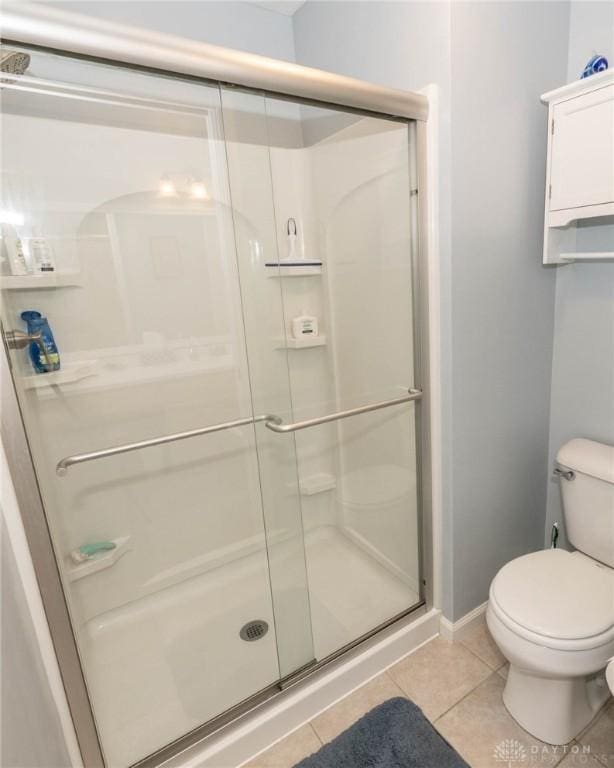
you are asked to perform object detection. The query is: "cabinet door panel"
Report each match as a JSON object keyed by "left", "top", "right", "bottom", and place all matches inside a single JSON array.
[{"left": 550, "top": 84, "right": 614, "bottom": 211}]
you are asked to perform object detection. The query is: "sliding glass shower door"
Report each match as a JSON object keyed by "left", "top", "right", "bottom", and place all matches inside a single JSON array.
[
  {"left": 0, "top": 49, "right": 313, "bottom": 767},
  {"left": 1, "top": 47, "right": 423, "bottom": 768},
  {"left": 222, "top": 91, "right": 423, "bottom": 662}
]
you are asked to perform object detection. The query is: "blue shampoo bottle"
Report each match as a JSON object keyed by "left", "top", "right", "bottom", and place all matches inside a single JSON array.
[{"left": 20, "top": 310, "right": 61, "bottom": 373}]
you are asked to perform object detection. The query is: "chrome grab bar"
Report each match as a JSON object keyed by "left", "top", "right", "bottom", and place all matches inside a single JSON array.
[
  {"left": 264, "top": 388, "right": 422, "bottom": 434},
  {"left": 56, "top": 414, "right": 274, "bottom": 476}
]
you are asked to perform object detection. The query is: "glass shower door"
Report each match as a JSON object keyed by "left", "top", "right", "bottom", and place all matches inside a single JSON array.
[
  {"left": 0, "top": 49, "right": 313, "bottom": 767},
  {"left": 223, "top": 93, "right": 424, "bottom": 662},
  {"left": 2, "top": 42, "right": 424, "bottom": 768},
  {"left": 221, "top": 87, "right": 316, "bottom": 680},
  {"left": 292, "top": 103, "right": 423, "bottom": 660}
]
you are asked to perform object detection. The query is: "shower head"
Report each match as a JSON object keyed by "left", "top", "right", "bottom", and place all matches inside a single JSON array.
[{"left": 0, "top": 49, "right": 30, "bottom": 75}]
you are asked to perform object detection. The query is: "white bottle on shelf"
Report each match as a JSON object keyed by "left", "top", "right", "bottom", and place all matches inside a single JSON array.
[
  {"left": 27, "top": 236, "right": 56, "bottom": 273},
  {"left": 2, "top": 225, "right": 29, "bottom": 275},
  {"left": 291, "top": 312, "right": 318, "bottom": 339}
]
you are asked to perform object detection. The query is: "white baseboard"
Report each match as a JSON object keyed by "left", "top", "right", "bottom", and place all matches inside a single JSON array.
[
  {"left": 439, "top": 601, "right": 488, "bottom": 642},
  {"left": 166, "top": 608, "right": 441, "bottom": 768}
]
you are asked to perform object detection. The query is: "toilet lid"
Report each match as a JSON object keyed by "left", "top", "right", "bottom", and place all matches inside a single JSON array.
[{"left": 491, "top": 549, "right": 614, "bottom": 641}]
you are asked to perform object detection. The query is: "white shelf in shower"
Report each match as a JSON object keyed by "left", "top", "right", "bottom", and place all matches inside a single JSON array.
[
  {"left": 22, "top": 361, "right": 98, "bottom": 390},
  {"left": 0, "top": 271, "right": 83, "bottom": 290},
  {"left": 299, "top": 473, "right": 337, "bottom": 496},
  {"left": 265, "top": 262, "right": 322, "bottom": 277},
  {"left": 277, "top": 335, "right": 327, "bottom": 350}
]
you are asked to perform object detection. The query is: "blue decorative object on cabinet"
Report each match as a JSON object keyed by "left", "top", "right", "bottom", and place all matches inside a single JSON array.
[{"left": 581, "top": 54, "right": 608, "bottom": 79}]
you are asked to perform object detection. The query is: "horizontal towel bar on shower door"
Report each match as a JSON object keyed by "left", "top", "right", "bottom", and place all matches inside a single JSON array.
[
  {"left": 56, "top": 414, "right": 274, "bottom": 476},
  {"left": 264, "top": 389, "right": 422, "bottom": 434},
  {"left": 55, "top": 390, "right": 423, "bottom": 473}
]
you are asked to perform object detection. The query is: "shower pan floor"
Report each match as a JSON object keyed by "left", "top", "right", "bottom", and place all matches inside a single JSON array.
[
  {"left": 304, "top": 525, "right": 420, "bottom": 659},
  {"left": 82, "top": 524, "right": 419, "bottom": 767}
]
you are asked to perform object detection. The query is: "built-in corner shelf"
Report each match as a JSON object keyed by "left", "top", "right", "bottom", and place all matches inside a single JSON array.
[
  {"left": 277, "top": 335, "right": 326, "bottom": 350},
  {"left": 0, "top": 271, "right": 83, "bottom": 290},
  {"left": 65, "top": 536, "right": 131, "bottom": 582},
  {"left": 265, "top": 261, "right": 322, "bottom": 277},
  {"left": 22, "top": 361, "right": 97, "bottom": 390}
]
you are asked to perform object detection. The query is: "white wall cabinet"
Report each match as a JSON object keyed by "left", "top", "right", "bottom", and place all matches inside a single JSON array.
[{"left": 542, "top": 70, "right": 614, "bottom": 264}]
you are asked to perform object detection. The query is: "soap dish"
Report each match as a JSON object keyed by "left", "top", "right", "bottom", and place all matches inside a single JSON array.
[{"left": 65, "top": 536, "right": 131, "bottom": 582}]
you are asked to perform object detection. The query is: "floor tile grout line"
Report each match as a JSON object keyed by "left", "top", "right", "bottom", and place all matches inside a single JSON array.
[
  {"left": 577, "top": 730, "right": 612, "bottom": 768},
  {"left": 309, "top": 658, "right": 489, "bottom": 736},
  {"left": 385, "top": 636, "right": 493, "bottom": 723},
  {"left": 458, "top": 635, "right": 506, "bottom": 673},
  {"left": 382, "top": 667, "right": 415, "bottom": 699},
  {"left": 576, "top": 697, "right": 613, "bottom": 741},
  {"left": 432, "top": 669, "right": 500, "bottom": 725},
  {"left": 567, "top": 739, "right": 599, "bottom": 768},
  {"left": 552, "top": 741, "right": 578, "bottom": 767},
  {"left": 307, "top": 722, "right": 324, "bottom": 746},
  {"left": 310, "top": 637, "right": 508, "bottom": 745},
  {"left": 308, "top": 671, "right": 409, "bottom": 745}
]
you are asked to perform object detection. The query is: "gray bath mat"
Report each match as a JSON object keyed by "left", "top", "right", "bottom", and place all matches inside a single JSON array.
[{"left": 294, "top": 697, "right": 469, "bottom": 768}]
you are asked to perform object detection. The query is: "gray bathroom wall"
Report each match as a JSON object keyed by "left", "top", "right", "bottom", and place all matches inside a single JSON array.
[
  {"left": 49, "top": 1, "right": 296, "bottom": 61},
  {"left": 449, "top": 2, "right": 569, "bottom": 619},
  {"left": 567, "top": 0, "right": 614, "bottom": 79},
  {"left": 544, "top": 0, "right": 614, "bottom": 548},
  {"left": 293, "top": 1, "right": 569, "bottom": 620},
  {"left": 545, "top": 263, "right": 614, "bottom": 547}
]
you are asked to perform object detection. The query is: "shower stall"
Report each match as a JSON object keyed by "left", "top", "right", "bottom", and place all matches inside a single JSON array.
[{"left": 0, "top": 6, "right": 432, "bottom": 768}]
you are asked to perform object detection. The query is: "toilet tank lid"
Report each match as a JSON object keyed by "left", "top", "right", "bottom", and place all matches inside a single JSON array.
[{"left": 557, "top": 438, "right": 614, "bottom": 483}]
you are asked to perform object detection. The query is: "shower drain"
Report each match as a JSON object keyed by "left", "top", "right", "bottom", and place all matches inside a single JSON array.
[{"left": 240, "top": 620, "right": 269, "bottom": 642}]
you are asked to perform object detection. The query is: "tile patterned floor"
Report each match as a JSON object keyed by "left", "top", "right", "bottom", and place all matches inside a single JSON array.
[{"left": 245, "top": 624, "right": 614, "bottom": 768}]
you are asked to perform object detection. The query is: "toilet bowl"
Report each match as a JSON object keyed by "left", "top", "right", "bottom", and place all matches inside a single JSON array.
[
  {"left": 487, "top": 439, "right": 614, "bottom": 745},
  {"left": 487, "top": 549, "right": 614, "bottom": 744}
]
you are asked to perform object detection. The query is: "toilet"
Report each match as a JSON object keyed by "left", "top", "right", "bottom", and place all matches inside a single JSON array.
[{"left": 487, "top": 438, "right": 614, "bottom": 745}]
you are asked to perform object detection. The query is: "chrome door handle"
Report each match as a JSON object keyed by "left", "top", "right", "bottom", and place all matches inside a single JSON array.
[{"left": 4, "top": 329, "right": 52, "bottom": 368}]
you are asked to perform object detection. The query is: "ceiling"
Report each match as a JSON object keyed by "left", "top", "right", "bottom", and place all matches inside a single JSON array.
[{"left": 252, "top": 1, "right": 306, "bottom": 16}]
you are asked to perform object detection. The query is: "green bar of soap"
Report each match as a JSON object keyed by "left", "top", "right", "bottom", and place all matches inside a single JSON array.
[{"left": 79, "top": 541, "right": 116, "bottom": 558}]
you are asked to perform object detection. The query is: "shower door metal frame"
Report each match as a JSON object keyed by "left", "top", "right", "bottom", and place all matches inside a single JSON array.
[
  {"left": 0, "top": 5, "right": 434, "bottom": 768},
  {"left": 0, "top": 2, "right": 428, "bottom": 122}
]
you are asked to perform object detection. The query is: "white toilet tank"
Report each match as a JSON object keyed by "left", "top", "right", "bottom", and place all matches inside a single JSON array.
[{"left": 557, "top": 438, "right": 614, "bottom": 568}]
